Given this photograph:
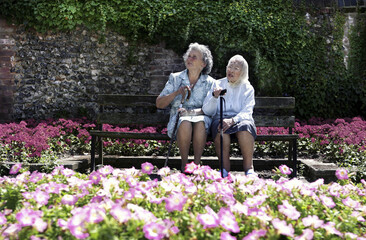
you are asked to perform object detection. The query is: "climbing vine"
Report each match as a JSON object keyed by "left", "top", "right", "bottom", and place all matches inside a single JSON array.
[{"left": 0, "top": 0, "right": 364, "bottom": 119}]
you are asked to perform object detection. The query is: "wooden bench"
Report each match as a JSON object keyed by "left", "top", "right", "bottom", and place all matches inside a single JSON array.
[{"left": 90, "top": 94, "right": 299, "bottom": 177}]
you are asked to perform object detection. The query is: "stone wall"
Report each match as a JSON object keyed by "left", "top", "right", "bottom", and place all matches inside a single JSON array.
[
  {"left": 0, "top": 19, "right": 16, "bottom": 123},
  {"left": 1, "top": 20, "right": 189, "bottom": 121}
]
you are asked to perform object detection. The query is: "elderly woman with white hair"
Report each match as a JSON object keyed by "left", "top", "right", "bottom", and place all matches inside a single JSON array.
[
  {"left": 203, "top": 55, "right": 256, "bottom": 177},
  {"left": 156, "top": 43, "right": 215, "bottom": 173}
]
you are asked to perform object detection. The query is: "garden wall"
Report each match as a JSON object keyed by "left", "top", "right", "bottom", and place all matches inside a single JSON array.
[
  {"left": 0, "top": 12, "right": 360, "bottom": 122},
  {"left": 0, "top": 18, "right": 192, "bottom": 122}
]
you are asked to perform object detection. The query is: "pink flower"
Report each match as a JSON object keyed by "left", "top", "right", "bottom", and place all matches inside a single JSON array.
[
  {"left": 89, "top": 171, "right": 102, "bottom": 184},
  {"left": 9, "top": 163, "right": 22, "bottom": 174},
  {"left": 110, "top": 205, "right": 131, "bottom": 223},
  {"left": 244, "top": 195, "right": 267, "bottom": 208},
  {"left": 335, "top": 168, "right": 349, "bottom": 180},
  {"left": 342, "top": 197, "right": 360, "bottom": 209},
  {"left": 321, "top": 221, "right": 343, "bottom": 237},
  {"left": 295, "top": 229, "right": 314, "bottom": 240},
  {"left": 85, "top": 206, "right": 106, "bottom": 224},
  {"left": 320, "top": 195, "right": 336, "bottom": 208},
  {"left": 197, "top": 213, "right": 219, "bottom": 229},
  {"left": 61, "top": 194, "right": 79, "bottom": 205},
  {"left": 67, "top": 211, "right": 89, "bottom": 239},
  {"left": 279, "top": 165, "right": 292, "bottom": 175},
  {"left": 33, "top": 190, "right": 50, "bottom": 206},
  {"left": 242, "top": 229, "right": 267, "bottom": 240},
  {"left": 302, "top": 215, "right": 324, "bottom": 228},
  {"left": 278, "top": 200, "right": 300, "bottom": 220},
  {"left": 185, "top": 162, "right": 198, "bottom": 173},
  {"left": 141, "top": 162, "right": 154, "bottom": 175},
  {"left": 197, "top": 206, "right": 219, "bottom": 229},
  {"left": 157, "top": 166, "right": 170, "bottom": 176},
  {"left": 34, "top": 218, "right": 47, "bottom": 232},
  {"left": 0, "top": 212, "right": 7, "bottom": 225},
  {"left": 68, "top": 224, "right": 89, "bottom": 239},
  {"left": 57, "top": 218, "right": 68, "bottom": 229},
  {"left": 272, "top": 218, "right": 294, "bottom": 237},
  {"left": 98, "top": 165, "right": 114, "bottom": 176},
  {"left": 2, "top": 223, "right": 22, "bottom": 237},
  {"left": 164, "top": 192, "right": 187, "bottom": 212},
  {"left": 143, "top": 222, "right": 165, "bottom": 240},
  {"left": 220, "top": 232, "right": 236, "bottom": 240},
  {"left": 61, "top": 168, "right": 75, "bottom": 177},
  {"left": 218, "top": 208, "right": 239, "bottom": 233},
  {"left": 15, "top": 209, "right": 41, "bottom": 227}
]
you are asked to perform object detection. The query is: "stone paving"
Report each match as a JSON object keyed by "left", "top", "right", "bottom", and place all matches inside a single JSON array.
[{"left": 58, "top": 155, "right": 339, "bottom": 183}]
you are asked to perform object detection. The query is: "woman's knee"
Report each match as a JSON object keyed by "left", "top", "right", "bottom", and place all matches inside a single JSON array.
[
  {"left": 237, "top": 131, "right": 254, "bottom": 143},
  {"left": 178, "top": 121, "right": 192, "bottom": 132}
]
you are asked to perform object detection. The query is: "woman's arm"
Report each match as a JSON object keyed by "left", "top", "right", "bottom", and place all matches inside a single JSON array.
[
  {"left": 156, "top": 91, "right": 179, "bottom": 109},
  {"left": 156, "top": 73, "right": 189, "bottom": 109},
  {"left": 232, "top": 85, "right": 255, "bottom": 123}
]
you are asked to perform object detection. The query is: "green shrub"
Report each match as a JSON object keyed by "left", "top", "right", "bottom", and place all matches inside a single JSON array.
[{"left": 0, "top": 0, "right": 365, "bottom": 119}]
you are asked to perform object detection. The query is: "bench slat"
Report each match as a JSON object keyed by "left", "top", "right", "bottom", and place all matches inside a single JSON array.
[
  {"left": 97, "top": 95, "right": 295, "bottom": 109},
  {"left": 90, "top": 130, "right": 298, "bottom": 142},
  {"left": 97, "top": 112, "right": 169, "bottom": 125},
  {"left": 99, "top": 95, "right": 158, "bottom": 107},
  {"left": 89, "top": 130, "right": 170, "bottom": 140},
  {"left": 254, "top": 115, "right": 295, "bottom": 127},
  {"left": 97, "top": 113, "right": 295, "bottom": 128},
  {"left": 254, "top": 97, "right": 295, "bottom": 109}
]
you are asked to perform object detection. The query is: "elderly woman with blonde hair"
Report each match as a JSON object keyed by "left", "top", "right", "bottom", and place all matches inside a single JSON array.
[
  {"left": 203, "top": 55, "right": 256, "bottom": 177},
  {"left": 156, "top": 43, "right": 215, "bottom": 173}
]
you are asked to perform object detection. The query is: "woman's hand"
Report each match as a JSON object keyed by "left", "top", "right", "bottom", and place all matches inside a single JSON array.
[
  {"left": 178, "top": 108, "right": 198, "bottom": 117},
  {"left": 177, "top": 85, "right": 191, "bottom": 98},
  {"left": 218, "top": 118, "right": 235, "bottom": 132},
  {"left": 212, "top": 88, "right": 225, "bottom": 98}
]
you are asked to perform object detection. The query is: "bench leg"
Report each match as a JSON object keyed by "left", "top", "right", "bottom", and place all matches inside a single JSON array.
[
  {"left": 288, "top": 140, "right": 293, "bottom": 161},
  {"left": 91, "top": 135, "right": 96, "bottom": 172},
  {"left": 98, "top": 136, "right": 103, "bottom": 166},
  {"left": 292, "top": 139, "right": 298, "bottom": 178}
]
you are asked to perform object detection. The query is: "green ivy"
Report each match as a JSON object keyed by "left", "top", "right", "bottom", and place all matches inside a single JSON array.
[{"left": 0, "top": 0, "right": 365, "bottom": 119}]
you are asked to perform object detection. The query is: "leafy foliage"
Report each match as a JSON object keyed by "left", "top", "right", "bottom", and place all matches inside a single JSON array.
[{"left": 0, "top": 0, "right": 365, "bottom": 119}]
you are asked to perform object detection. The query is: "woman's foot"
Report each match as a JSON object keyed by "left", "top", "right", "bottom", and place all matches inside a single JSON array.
[
  {"left": 219, "top": 168, "right": 229, "bottom": 178},
  {"left": 245, "top": 169, "right": 257, "bottom": 176}
]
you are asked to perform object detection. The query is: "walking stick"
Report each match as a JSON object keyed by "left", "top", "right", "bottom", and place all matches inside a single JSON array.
[
  {"left": 164, "top": 88, "right": 191, "bottom": 167},
  {"left": 216, "top": 89, "right": 226, "bottom": 178},
  {"left": 220, "top": 94, "right": 224, "bottom": 178}
]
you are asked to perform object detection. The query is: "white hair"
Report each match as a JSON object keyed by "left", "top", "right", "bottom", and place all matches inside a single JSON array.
[
  {"left": 183, "top": 42, "right": 213, "bottom": 75},
  {"left": 227, "top": 55, "right": 249, "bottom": 87}
]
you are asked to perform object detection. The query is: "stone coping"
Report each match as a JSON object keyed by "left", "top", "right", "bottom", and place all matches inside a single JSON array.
[{"left": 1, "top": 155, "right": 340, "bottom": 183}]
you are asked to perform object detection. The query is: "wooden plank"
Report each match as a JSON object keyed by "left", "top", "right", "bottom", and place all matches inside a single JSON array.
[
  {"left": 254, "top": 116, "right": 295, "bottom": 127},
  {"left": 97, "top": 113, "right": 294, "bottom": 127},
  {"left": 97, "top": 112, "right": 169, "bottom": 125},
  {"left": 89, "top": 130, "right": 170, "bottom": 140},
  {"left": 255, "top": 134, "right": 298, "bottom": 141},
  {"left": 98, "top": 95, "right": 158, "bottom": 107},
  {"left": 90, "top": 130, "right": 298, "bottom": 142},
  {"left": 97, "top": 95, "right": 295, "bottom": 110},
  {"left": 254, "top": 97, "right": 295, "bottom": 109},
  {"left": 95, "top": 95, "right": 296, "bottom": 127}
]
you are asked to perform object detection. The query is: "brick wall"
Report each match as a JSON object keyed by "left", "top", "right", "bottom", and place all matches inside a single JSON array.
[{"left": 0, "top": 19, "right": 15, "bottom": 123}]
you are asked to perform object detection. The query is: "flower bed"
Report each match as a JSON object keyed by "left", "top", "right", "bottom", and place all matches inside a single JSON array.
[
  {"left": 0, "top": 117, "right": 365, "bottom": 179},
  {"left": 0, "top": 163, "right": 365, "bottom": 239}
]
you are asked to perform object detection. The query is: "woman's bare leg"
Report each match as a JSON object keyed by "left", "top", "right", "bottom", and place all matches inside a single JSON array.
[
  {"left": 236, "top": 131, "right": 255, "bottom": 172},
  {"left": 192, "top": 121, "right": 207, "bottom": 165},
  {"left": 177, "top": 121, "right": 192, "bottom": 171},
  {"left": 214, "top": 133, "right": 231, "bottom": 171}
]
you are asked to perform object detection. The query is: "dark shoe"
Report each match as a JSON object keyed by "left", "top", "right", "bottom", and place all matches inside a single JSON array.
[{"left": 219, "top": 169, "right": 229, "bottom": 178}]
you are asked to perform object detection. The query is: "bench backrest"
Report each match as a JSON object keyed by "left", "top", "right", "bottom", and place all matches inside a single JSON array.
[{"left": 95, "top": 94, "right": 296, "bottom": 128}]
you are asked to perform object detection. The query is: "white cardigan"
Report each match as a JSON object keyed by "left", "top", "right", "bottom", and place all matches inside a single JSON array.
[{"left": 202, "top": 78, "right": 255, "bottom": 124}]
